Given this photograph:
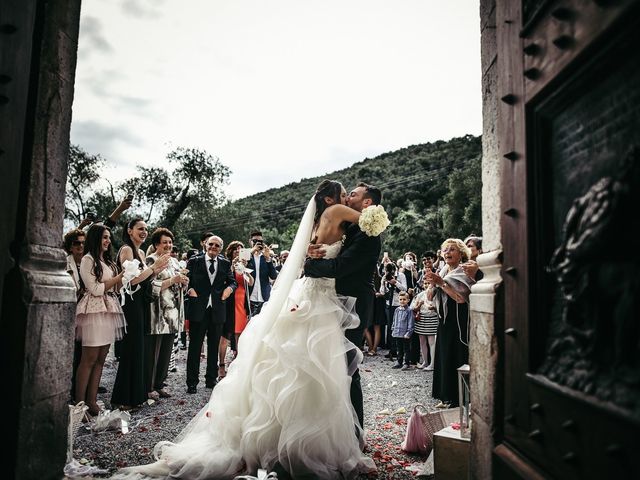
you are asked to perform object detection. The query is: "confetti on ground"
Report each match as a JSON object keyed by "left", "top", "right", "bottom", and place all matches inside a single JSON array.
[{"left": 74, "top": 346, "right": 440, "bottom": 478}]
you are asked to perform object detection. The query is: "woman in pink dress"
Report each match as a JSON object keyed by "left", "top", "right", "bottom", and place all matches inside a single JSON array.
[{"left": 74, "top": 224, "right": 126, "bottom": 416}]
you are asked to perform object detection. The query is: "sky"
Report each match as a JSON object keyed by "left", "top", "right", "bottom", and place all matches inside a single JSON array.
[{"left": 71, "top": 0, "right": 482, "bottom": 201}]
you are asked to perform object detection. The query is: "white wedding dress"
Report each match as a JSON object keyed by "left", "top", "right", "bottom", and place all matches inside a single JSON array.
[{"left": 113, "top": 198, "right": 375, "bottom": 480}]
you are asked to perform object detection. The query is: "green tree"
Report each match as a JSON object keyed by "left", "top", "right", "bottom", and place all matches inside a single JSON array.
[
  {"left": 65, "top": 144, "right": 105, "bottom": 223},
  {"left": 440, "top": 155, "right": 482, "bottom": 239},
  {"left": 121, "top": 166, "right": 177, "bottom": 222},
  {"left": 159, "top": 147, "right": 231, "bottom": 231}
]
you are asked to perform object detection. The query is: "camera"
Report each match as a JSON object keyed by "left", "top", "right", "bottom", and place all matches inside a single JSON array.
[
  {"left": 86, "top": 211, "right": 97, "bottom": 221},
  {"left": 125, "top": 193, "right": 134, "bottom": 201}
]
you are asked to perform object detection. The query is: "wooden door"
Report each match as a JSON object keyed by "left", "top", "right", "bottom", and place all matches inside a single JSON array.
[{"left": 494, "top": 1, "right": 640, "bottom": 478}]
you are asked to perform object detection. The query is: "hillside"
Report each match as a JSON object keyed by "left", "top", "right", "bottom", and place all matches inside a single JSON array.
[{"left": 177, "top": 134, "right": 482, "bottom": 258}]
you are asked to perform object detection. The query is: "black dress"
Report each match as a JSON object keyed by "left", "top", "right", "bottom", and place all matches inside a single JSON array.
[
  {"left": 111, "top": 263, "right": 150, "bottom": 407},
  {"left": 432, "top": 295, "right": 469, "bottom": 406}
]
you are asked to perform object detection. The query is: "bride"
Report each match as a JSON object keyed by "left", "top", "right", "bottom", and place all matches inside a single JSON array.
[{"left": 113, "top": 180, "right": 378, "bottom": 479}]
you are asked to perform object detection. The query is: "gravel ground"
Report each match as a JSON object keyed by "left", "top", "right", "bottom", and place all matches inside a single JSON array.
[{"left": 72, "top": 343, "right": 439, "bottom": 479}]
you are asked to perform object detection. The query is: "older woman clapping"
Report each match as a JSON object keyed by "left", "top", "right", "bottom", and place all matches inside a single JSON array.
[
  {"left": 426, "top": 238, "right": 475, "bottom": 408},
  {"left": 146, "top": 228, "right": 189, "bottom": 399}
]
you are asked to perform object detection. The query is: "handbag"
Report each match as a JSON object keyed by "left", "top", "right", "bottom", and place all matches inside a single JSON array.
[{"left": 401, "top": 404, "right": 458, "bottom": 456}]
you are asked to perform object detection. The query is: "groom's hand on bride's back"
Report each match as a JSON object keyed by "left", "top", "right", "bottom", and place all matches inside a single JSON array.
[{"left": 307, "top": 243, "right": 327, "bottom": 259}]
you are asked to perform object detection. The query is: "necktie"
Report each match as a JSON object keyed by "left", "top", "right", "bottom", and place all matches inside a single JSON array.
[{"left": 209, "top": 259, "right": 216, "bottom": 275}]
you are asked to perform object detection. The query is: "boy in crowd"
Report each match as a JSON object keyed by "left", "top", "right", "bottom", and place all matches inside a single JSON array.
[{"left": 391, "top": 291, "right": 414, "bottom": 370}]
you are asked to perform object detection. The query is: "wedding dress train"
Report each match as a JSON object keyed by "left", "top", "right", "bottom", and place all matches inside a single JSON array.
[{"left": 113, "top": 199, "right": 375, "bottom": 479}]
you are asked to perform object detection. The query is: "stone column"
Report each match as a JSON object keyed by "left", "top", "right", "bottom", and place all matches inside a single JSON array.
[
  {"left": 469, "top": 1, "right": 503, "bottom": 479},
  {"left": 1, "top": 1, "right": 82, "bottom": 478}
]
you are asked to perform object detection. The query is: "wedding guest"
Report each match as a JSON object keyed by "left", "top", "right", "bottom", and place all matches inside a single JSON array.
[
  {"left": 401, "top": 252, "right": 421, "bottom": 365},
  {"left": 199, "top": 231, "right": 214, "bottom": 255},
  {"left": 222, "top": 241, "right": 254, "bottom": 378},
  {"left": 111, "top": 218, "right": 169, "bottom": 410},
  {"left": 401, "top": 251, "right": 419, "bottom": 294},
  {"left": 427, "top": 238, "right": 475, "bottom": 408},
  {"left": 180, "top": 248, "right": 200, "bottom": 350},
  {"left": 64, "top": 228, "right": 87, "bottom": 400},
  {"left": 64, "top": 229, "right": 86, "bottom": 294},
  {"left": 275, "top": 249, "right": 289, "bottom": 272},
  {"left": 411, "top": 277, "right": 439, "bottom": 370},
  {"left": 462, "top": 235, "right": 484, "bottom": 281},
  {"left": 380, "top": 262, "right": 407, "bottom": 361},
  {"left": 417, "top": 251, "right": 437, "bottom": 286},
  {"left": 365, "top": 268, "right": 385, "bottom": 356},
  {"left": 185, "top": 235, "right": 237, "bottom": 393},
  {"left": 145, "top": 228, "right": 188, "bottom": 399},
  {"left": 74, "top": 224, "right": 126, "bottom": 416},
  {"left": 218, "top": 241, "right": 244, "bottom": 377},
  {"left": 246, "top": 231, "right": 278, "bottom": 316},
  {"left": 391, "top": 292, "right": 414, "bottom": 370}
]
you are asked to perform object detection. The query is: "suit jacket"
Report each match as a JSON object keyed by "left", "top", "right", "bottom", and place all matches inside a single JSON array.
[
  {"left": 304, "top": 223, "right": 381, "bottom": 329},
  {"left": 246, "top": 254, "right": 278, "bottom": 302},
  {"left": 186, "top": 254, "right": 237, "bottom": 324}
]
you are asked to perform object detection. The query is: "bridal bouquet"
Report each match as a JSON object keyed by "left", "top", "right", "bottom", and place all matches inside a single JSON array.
[
  {"left": 120, "top": 259, "right": 141, "bottom": 305},
  {"left": 359, "top": 205, "right": 391, "bottom": 236}
]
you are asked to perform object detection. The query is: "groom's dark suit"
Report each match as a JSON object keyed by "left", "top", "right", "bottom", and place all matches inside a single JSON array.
[
  {"left": 185, "top": 253, "right": 236, "bottom": 389},
  {"left": 303, "top": 223, "right": 381, "bottom": 427}
]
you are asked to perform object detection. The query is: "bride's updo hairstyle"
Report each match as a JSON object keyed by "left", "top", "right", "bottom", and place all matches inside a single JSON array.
[{"left": 313, "top": 179, "right": 343, "bottom": 226}]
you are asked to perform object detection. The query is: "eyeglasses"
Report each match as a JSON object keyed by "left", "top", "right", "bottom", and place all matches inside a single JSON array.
[
  {"left": 442, "top": 246, "right": 459, "bottom": 253},
  {"left": 72, "top": 240, "right": 85, "bottom": 246},
  {"left": 207, "top": 242, "right": 222, "bottom": 248},
  {"left": 251, "top": 238, "right": 261, "bottom": 243}
]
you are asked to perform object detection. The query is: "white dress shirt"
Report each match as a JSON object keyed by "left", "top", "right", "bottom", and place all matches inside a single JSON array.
[{"left": 206, "top": 255, "right": 217, "bottom": 308}]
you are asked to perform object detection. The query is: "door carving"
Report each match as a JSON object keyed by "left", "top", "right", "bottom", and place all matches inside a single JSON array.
[{"left": 495, "top": 1, "right": 640, "bottom": 478}]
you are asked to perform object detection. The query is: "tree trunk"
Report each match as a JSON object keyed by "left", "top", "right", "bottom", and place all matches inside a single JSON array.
[{"left": 159, "top": 187, "right": 191, "bottom": 231}]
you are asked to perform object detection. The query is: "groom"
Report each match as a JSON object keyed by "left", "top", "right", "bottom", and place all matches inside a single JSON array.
[{"left": 304, "top": 182, "right": 382, "bottom": 428}]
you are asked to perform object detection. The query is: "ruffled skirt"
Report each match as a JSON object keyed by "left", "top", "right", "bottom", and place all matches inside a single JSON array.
[
  {"left": 113, "top": 276, "right": 375, "bottom": 479},
  {"left": 76, "top": 293, "right": 126, "bottom": 347}
]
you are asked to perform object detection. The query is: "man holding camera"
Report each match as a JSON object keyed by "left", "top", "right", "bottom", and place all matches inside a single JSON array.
[{"left": 246, "top": 230, "right": 278, "bottom": 317}]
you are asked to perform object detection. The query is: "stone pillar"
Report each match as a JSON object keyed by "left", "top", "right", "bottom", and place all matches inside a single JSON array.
[
  {"left": 1, "top": 1, "right": 81, "bottom": 478},
  {"left": 469, "top": 1, "right": 503, "bottom": 479}
]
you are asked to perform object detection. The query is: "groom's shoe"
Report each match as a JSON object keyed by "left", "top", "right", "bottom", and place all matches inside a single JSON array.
[
  {"left": 205, "top": 379, "right": 216, "bottom": 389},
  {"left": 186, "top": 385, "right": 197, "bottom": 394}
]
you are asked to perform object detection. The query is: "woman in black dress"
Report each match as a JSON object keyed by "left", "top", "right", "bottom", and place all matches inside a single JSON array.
[
  {"left": 111, "top": 218, "right": 169, "bottom": 409},
  {"left": 426, "top": 238, "right": 475, "bottom": 408}
]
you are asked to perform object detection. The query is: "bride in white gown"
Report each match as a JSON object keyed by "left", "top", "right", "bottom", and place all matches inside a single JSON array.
[{"left": 113, "top": 180, "right": 377, "bottom": 479}]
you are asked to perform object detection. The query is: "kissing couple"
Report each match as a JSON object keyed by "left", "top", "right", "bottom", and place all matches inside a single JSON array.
[{"left": 113, "top": 179, "right": 389, "bottom": 479}]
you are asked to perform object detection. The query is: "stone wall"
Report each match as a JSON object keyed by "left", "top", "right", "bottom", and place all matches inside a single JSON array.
[
  {"left": 469, "top": 1, "right": 503, "bottom": 479},
  {"left": 1, "top": 1, "right": 82, "bottom": 478}
]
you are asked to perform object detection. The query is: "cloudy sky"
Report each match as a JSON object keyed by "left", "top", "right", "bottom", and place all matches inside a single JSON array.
[{"left": 71, "top": 0, "right": 482, "bottom": 200}]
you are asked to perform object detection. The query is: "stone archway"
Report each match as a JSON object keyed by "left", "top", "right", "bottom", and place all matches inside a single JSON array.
[
  {"left": 1, "top": 1, "right": 503, "bottom": 478},
  {"left": 1, "top": 1, "right": 81, "bottom": 478}
]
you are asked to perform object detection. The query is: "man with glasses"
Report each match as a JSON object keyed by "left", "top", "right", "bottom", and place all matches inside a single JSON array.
[
  {"left": 185, "top": 235, "right": 237, "bottom": 393},
  {"left": 246, "top": 230, "right": 278, "bottom": 317}
]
